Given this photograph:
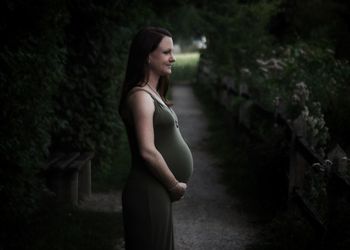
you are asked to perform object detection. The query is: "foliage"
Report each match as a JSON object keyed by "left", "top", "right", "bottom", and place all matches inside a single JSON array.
[
  {"left": 0, "top": 0, "right": 183, "bottom": 247},
  {"left": 193, "top": 75, "right": 289, "bottom": 223},
  {"left": 0, "top": 0, "right": 68, "bottom": 229},
  {"left": 270, "top": 0, "right": 350, "bottom": 59},
  {"left": 243, "top": 41, "right": 350, "bottom": 150},
  {"left": 50, "top": 0, "right": 126, "bottom": 174},
  {"left": 200, "top": 0, "right": 279, "bottom": 76},
  {"left": 166, "top": 4, "right": 208, "bottom": 51},
  {"left": 93, "top": 129, "right": 131, "bottom": 192},
  {"left": 303, "top": 163, "right": 330, "bottom": 221},
  {"left": 195, "top": 1, "right": 350, "bottom": 247},
  {"left": 196, "top": 0, "right": 350, "bottom": 149}
]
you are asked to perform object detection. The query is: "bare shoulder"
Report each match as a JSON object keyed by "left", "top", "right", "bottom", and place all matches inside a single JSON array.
[{"left": 127, "top": 87, "right": 155, "bottom": 114}]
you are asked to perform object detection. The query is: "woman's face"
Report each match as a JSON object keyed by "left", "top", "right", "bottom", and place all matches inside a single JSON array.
[{"left": 148, "top": 36, "right": 176, "bottom": 76}]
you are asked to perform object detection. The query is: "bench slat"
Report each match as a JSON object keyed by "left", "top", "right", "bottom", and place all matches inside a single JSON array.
[
  {"left": 42, "top": 153, "right": 65, "bottom": 170},
  {"left": 68, "top": 152, "right": 94, "bottom": 171},
  {"left": 50, "top": 152, "right": 81, "bottom": 170}
]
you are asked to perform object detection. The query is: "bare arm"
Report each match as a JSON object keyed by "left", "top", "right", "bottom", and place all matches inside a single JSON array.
[{"left": 127, "top": 91, "right": 186, "bottom": 199}]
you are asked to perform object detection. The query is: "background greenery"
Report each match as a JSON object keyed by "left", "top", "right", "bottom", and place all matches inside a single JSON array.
[{"left": 195, "top": 0, "right": 350, "bottom": 150}]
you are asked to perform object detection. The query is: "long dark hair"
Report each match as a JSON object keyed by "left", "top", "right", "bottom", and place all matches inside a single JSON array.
[{"left": 119, "top": 27, "right": 173, "bottom": 115}]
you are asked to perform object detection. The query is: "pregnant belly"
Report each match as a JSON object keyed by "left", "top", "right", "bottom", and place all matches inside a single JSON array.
[{"left": 156, "top": 134, "right": 193, "bottom": 183}]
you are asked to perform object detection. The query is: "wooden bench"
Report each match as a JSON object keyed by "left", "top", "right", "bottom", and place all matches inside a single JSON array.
[{"left": 43, "top": 152, "right": 94, "bottom": 206}]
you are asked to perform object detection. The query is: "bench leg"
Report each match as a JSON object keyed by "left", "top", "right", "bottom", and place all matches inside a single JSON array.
[
  {"left": 78, "top": 161, "right": 92, "bottom": 201},
  {"left": 66, "top": 171, "right": 79, "bottom": 206}
]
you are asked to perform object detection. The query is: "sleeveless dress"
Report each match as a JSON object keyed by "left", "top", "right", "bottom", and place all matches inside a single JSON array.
[{"left": 122, "top": 88, "right": 193, "bottom": 250}]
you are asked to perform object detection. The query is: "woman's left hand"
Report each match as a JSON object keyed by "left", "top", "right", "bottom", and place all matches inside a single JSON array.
[{"left": 169, "top": 182, "right": 187, "bottom": 202}]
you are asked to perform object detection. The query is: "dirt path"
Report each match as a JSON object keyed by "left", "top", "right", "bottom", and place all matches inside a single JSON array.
[{"left": 172, "top": 84, "right": 258, "bottom": 250}]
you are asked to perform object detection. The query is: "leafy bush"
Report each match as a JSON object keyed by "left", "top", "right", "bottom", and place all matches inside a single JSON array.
[
  {"left": 0, "top": 0, "right": 68, "bottom": 228},
  {"left": 242, "top": 42, "right": 350, "bottom": 149},
  {"left": 201, "top": 0, "right": 279, "bottom": 76}
]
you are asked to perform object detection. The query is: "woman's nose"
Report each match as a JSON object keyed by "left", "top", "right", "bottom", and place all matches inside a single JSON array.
[{"left": 170, "top": 53, "right": 176, "bottom": 63}]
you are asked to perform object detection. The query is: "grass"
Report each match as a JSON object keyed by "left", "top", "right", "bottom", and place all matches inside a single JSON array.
[{"left": 172, "top": 52, "right": 200, "bottom": 83}]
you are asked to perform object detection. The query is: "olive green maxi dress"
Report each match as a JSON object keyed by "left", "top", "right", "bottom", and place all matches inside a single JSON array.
[{"left": 122, "top": 89, "right": 193, "bottom": 250}]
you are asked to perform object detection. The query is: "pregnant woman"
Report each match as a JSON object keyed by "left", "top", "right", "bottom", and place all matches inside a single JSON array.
[{"left": 118, "top": 27, "right": 193, "bottom": 250}]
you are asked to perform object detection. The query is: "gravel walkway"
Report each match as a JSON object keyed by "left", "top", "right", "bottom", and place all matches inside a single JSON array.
[{"left": 172, "top": 84, "right": 258, "bottom": 250}]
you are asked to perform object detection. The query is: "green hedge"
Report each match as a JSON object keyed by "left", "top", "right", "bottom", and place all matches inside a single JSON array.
[
  {"left": 0, "top": 0, "right": 182, "bottom": 245},
  {"left": 0, "top": 0, "right": 68, "bottom": 226},
  {"left": 50, "top": 1, "right": 126, "bottom": 177}
]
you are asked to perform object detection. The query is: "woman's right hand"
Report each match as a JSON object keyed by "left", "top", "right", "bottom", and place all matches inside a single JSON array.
[{"left": 169, "top": 182, "right": 187, "bottom": 202}]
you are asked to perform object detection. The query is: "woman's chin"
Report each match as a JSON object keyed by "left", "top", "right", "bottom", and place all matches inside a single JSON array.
[{"left": 161, "top": 70, "right": 172, "bottom": 76}]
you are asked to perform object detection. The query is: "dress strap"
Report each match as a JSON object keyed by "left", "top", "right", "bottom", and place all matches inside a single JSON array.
[
  {"left": 127, "top": 87, "right": 167, "bottom": 107},
  {"left": 127, "top": 88, "right": 156, "bottom": 100}
]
